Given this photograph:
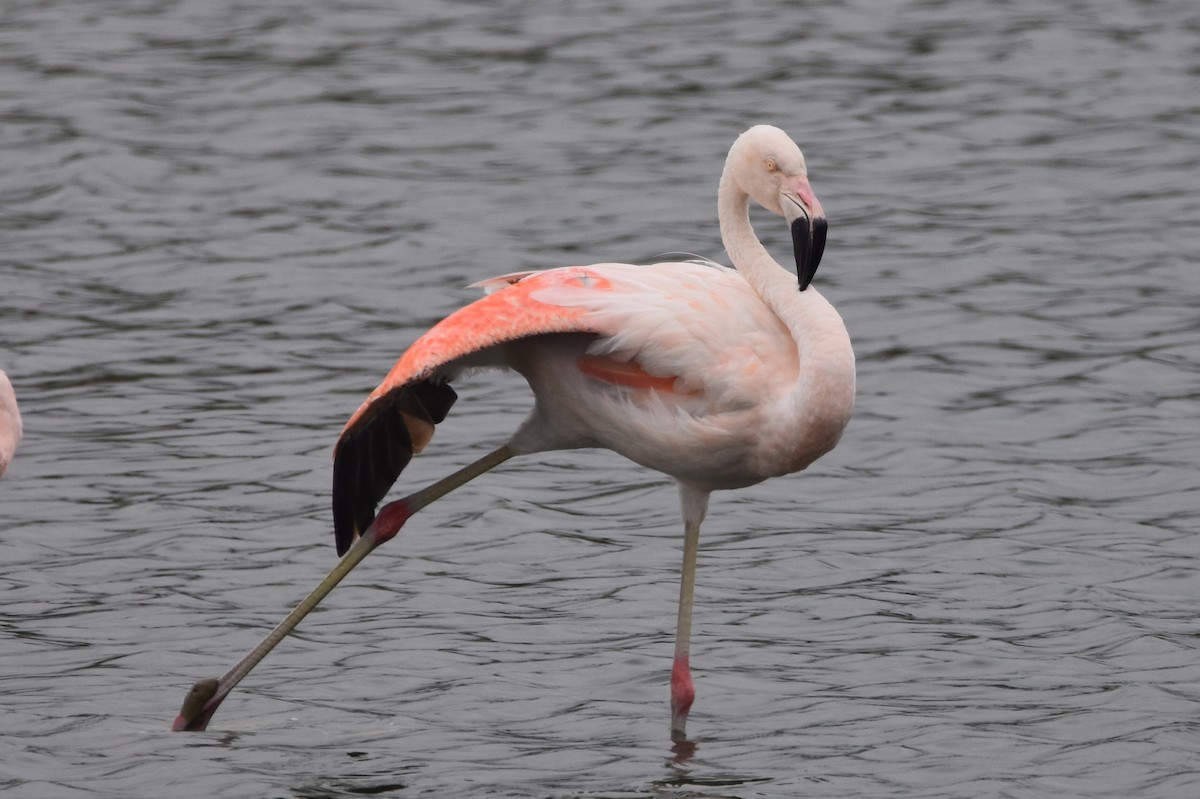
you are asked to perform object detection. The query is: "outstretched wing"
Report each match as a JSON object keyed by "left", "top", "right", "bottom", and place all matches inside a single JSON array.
[{"left": 331, "top": 267, "right": 619, "bottom": 555}]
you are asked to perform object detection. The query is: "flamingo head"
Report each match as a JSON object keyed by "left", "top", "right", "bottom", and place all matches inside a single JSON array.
[{"left": 728, "top": 125, "right": 828, "bottom": 290}]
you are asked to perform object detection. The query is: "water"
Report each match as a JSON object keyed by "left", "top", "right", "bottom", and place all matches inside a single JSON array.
[{"left": 2, "top": 0, "right": 1198, "bottom": 796}]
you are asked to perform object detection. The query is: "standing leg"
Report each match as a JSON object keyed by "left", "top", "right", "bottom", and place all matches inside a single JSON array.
[{"left": 670, "top": 484, "right": 709, "bottom": 741}]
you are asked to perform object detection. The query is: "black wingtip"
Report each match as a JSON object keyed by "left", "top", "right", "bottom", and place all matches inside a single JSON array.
[{"left": 332, "top": 380, "right": 458, "bottom": 556}]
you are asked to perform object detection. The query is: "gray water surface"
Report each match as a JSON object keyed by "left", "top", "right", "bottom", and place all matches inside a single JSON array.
[{"left": 2, "top": 1, "right": 1198, "bottom": 797}]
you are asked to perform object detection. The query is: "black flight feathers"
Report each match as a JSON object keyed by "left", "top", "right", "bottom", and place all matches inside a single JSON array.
[{"left": 331, "top": 379, "right": 458, "bottom": 555}]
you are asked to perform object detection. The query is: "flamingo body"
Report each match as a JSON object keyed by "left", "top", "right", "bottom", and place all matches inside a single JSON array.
[
  {"left": 0, "top": 371, "right": 21, "bottom": 478},
  {"left": 334, "top": 250, "right": 853, "bottom": 551}
]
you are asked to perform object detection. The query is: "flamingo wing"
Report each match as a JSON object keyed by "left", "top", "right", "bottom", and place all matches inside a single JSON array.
[
  {"left": 332, "top": 266, "right": 619, "bottom": 554},
  {"left": 332, "top": 260, "right": 795, "bottom": 554}
]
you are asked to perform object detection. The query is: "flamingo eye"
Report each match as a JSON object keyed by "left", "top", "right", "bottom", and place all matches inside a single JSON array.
[{"left": 764, "top": 157, "right": 778, "bottom": 173}]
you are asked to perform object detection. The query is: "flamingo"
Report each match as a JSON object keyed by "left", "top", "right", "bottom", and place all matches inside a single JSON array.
[
  {"left": 173, "top": 125, "right": 855, "bottom": 739},
  {"left": 0, "top": 370, "right": 20, "bottom": 478}
]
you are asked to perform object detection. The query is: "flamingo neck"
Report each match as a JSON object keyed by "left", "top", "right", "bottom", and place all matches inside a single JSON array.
[
  {"left": 717, "top": 175, "right": 782, "bottom": 300},
  {"left": 717, "top": 173, "right": 818, "bottom": 348},
  {"left": 717, "top": 167, "right": 856, "bottom": 465}
]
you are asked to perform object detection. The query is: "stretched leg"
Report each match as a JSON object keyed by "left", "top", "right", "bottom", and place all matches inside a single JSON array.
[
  {"left": 172, "top": 444, "right": 514, "bottom": 732},
  {"left": 670, "top": 484, "right": 709, "bottom": 741}
]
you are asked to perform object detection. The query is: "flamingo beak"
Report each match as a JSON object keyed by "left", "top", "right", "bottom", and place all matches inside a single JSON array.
[
  {"left": 791, "top": 212, "right": 827, "bottom": 291},
  {"left": 782, "top": 176, "right": 827, "bottom": 291}
]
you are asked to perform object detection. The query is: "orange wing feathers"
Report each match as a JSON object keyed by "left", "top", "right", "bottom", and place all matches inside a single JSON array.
[
  {"left": 332, "top": 268, "right": 614, "bottom": 554},
  {"left": 335, "top": 268, "right": 610, "bottom": 446},
  {"left": 576, "top": 354, "right": 693, "bottom": 395}
]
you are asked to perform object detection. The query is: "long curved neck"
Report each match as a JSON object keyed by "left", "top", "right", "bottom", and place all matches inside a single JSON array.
[
  {"left": 716, "top": 166, "right": 854, "bottom": 375},
  {"left": 717, "top": 165, "right": 856, "bottom": 463},
  {"left": 717, "top": 167, "right": 815, "bottom": 348}
]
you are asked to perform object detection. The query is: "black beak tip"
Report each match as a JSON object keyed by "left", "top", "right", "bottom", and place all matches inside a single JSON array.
[{"left": 791, "top": 215, "right": 827, "bottom": 291}]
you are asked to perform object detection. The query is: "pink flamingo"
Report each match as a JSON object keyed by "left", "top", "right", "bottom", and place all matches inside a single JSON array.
[
  {"left": 0, "top": 370, "right": 20, "bottom": 478},
  {"left": 173, "top": 125, "right": 855, "bottom": 739}
]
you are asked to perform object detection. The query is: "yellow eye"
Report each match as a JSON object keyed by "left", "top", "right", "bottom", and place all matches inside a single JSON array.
[{"left": 764, "top": 157, "right": 778, "bottom": 173}]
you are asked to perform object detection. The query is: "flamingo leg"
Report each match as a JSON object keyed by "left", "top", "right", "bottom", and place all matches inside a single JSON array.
[
  {"left": 670, "top": 485, "right": 709, "bottom": 740},
  {"left": 173, "top": 444, "right": 514, "bottom": 731}
]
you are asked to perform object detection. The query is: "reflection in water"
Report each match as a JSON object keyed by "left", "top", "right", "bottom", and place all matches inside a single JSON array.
[
  {"left": 670, "top": 736, "right": 697, "bottom": 765},
  {"left": 657, "top": 737, "right": 775, "bottom": 799}
]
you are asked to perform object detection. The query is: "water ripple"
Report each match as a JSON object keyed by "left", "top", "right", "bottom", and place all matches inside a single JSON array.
[{"left": 2, "top": 0, "right": 1199, "bottom": 797}]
